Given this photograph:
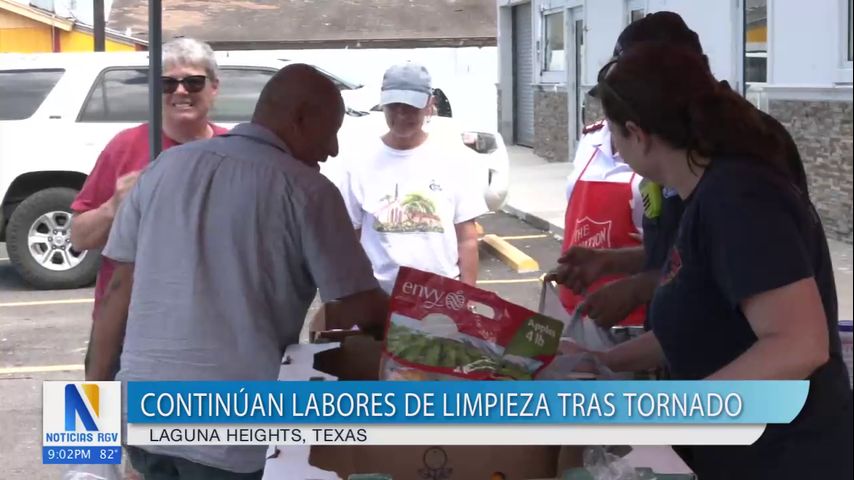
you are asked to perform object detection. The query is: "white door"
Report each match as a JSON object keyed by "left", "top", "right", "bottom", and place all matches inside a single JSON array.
[{"left": 566, "top": 6, "right": 585, "bottom": 155}]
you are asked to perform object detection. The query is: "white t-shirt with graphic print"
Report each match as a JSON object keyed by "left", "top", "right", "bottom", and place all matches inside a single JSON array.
[{"left": 337, "top": 135, "right": 488, "bottom": 293}]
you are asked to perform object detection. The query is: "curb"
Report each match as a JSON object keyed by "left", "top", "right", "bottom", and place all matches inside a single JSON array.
[
  {"left": 501, "top": 204, "right": 565, "bottom": 240},
  {"left": 481, "top": 234, "right": 540, "bottom": 273}
]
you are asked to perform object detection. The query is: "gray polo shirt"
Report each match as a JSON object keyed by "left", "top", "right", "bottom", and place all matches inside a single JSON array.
[{"left": 103, "top": 123, "right": 378, "bottom": 473}]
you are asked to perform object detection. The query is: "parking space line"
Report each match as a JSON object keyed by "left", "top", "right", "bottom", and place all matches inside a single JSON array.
[
  {"left": 0, "top": 364, "right": 84, "bottom": 375},
  {"left": 478, "top": 278, "right": 542, "bottom": 285},
  {"left": 0, "top": 298, "right": 93, "bottom": 308},
  {"left": 498, "top": 234, "right": 549, "bottom": 241}
]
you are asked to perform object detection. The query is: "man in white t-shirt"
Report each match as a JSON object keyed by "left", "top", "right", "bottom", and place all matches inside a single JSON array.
[{"left": 336, "top": 62, "right": 488, "bottom": 293}]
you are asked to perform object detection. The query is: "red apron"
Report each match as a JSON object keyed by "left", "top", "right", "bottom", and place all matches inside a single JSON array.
[{"left": 559, "top": 148, "right": 646, "bottom": 326}]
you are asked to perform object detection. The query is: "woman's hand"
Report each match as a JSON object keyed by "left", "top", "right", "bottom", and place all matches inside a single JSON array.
[
  {"left": 583, "top": 272, "right": 659, "bottom": 329},
  {"left": 546, "top": 247, "right": 612, "bottom": 294},
  {"left": 546, "top": 247, "right": 647, "bottom": 293},
  {"left": 556, "top": 338, "right": 607, "bottom": 375}
]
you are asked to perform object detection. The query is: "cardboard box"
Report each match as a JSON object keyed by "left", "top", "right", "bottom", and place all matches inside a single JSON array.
[
  {"left": 312, "top": 332, "right": 383, "bottom": 381},
  {"left": 275, "top": 332, "right": 694, "bottom": 479},
  {"left": 310, "top": 445, "right": 560, "bottom": 479},
  {"left": 269, "top": 333, "right": 566, "bottom": 479}
]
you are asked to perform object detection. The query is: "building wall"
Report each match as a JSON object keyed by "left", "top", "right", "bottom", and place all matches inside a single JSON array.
[
  {"left": 0, "top": 9, "right": 136, "bottom": 53},
  {"left": 769, "top": 0, "right": 851, "bottom": 85},
  {"left": 763, "top": 0, "right": 852, "bottom": 242},
  {"left": 769, "top": 99, "right": 853, "bottom": 242},
  {"left": 533, "top": 87, "right": 568, "bottom": 162},
  {"left": 59, "top": 30, "right": 136, "bottom": 52},
  {"left": 645, "top": 0, "right": 742, "bottom": 87},
  {"left": 0, "top": 10, "right": 51, "bottom": 52}
]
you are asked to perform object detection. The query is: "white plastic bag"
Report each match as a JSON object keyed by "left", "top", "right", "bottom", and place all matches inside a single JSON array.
[
  {"left": 538, "top": 280, "right": 617, "bottom": 351},
  {"left": 583, "top": 446, "right": 640, "bottom": 480},
  {"left": 62, "top": 464, "right": 122, "bottom": 480},
  {"left": 536, "top": 350, "right": 618, "bottom": 380}
]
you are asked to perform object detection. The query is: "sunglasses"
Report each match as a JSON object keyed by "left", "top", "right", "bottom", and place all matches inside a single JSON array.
[
  {"left": 162, "top": 75, "right": 207, "bottom": 94},
  {"left": 593, "top": 59, "right": 641, "bottom": 122}
]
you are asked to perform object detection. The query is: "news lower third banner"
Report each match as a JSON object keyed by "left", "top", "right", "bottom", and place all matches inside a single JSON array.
[
  {"left": 43, "top": 380, "right": 809, "bottom": 463},
  {"left": 117, "top": 381, "right": 808, "bottom": 447}
]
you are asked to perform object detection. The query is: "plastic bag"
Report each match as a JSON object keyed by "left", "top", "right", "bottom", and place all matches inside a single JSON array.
[
  {"left": 538, "top": 280, "right": 617, "bottom": 351},
  {"left": 62, "top": 464, "right": 122, "bottom": 480},
  {"left": 535, "top": 350, "right": 618, "bottom": 380},
  {"left": 583, "top": 446, "right": 640, "bottom": 480},
  {"left": 381, "top": 267, "right": 565, "bottom": 380},
  {"left": 564, "top": 309, "right": 618, "bottom": 352}
]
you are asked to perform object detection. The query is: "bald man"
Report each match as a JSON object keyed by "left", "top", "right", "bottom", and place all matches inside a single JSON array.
[{"left": 87, "top": 64, "right": 386, "bottom": 479}]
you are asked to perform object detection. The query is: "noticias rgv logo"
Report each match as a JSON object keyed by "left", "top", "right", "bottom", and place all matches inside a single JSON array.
[
  {"left": 65, "top": 383, "right": 101, "bottom": 432},
  {"left": 44, "top": 382, "right": 121, "bottom": 445}
]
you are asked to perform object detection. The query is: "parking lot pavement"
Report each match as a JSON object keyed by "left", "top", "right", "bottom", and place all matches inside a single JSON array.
[
  {"left": 0, "top": 211, "right": 560, "bottom": 479},
  {"left": 1, "top": 243, "right": 89, "bottom": 479},
  {"left": 475, "top": 211, "right": 562, "bottom": 309}
]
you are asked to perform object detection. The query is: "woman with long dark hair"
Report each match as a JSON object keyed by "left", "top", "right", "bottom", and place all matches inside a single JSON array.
[{"left": 587, "top": 43, "right": 852, "bottom": 479}]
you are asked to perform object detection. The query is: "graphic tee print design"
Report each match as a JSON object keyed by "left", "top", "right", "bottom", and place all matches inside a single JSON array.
[{"left": 373, "top": 184, "right": 444, "bottom": 234}]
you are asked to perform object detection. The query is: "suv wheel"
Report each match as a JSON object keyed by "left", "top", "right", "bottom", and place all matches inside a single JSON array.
[{"left": 6, "top": 188, "right": 100, "bottom": 290}]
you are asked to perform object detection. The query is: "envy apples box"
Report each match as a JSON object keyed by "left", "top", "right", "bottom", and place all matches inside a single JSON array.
[
  {"left": 266, "top": 337, "right": 563, "bottom": 479},
  {"left": 267, "top": 263, "right": 577, "bottom": 479}
]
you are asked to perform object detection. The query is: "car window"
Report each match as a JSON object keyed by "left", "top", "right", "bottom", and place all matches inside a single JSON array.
[
  {"left": 0, "top": 69, "right": 65, "bottom": 121},
  {"left": 312, "top": 66, "right": 360, "bottom": 90},
  {"left": 77, "top": 67, "right": 275, "bottom": 124},
  {"left": 78, "top": 68, "right": 149, "bottom": 123},
  {"left": 209, "top": 68, "right": 276, "bottom": 123}
]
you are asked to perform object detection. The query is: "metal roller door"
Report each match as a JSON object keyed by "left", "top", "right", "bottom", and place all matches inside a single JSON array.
[{"left": 513, "top": 2, "right": 534, "bottom": 147}]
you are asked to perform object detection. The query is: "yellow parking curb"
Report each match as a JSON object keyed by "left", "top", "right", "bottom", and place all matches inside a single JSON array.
[
  {"left": 482, "top": 234, "right": 540, "bottom": 273},
  {"left": 499, "top": 234, "right": 549, "bottom": 241}
]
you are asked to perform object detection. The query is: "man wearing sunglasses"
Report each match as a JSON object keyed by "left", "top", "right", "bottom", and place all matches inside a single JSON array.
[{"left": 71, "top": 37, "right": 228, "bottom": 377}]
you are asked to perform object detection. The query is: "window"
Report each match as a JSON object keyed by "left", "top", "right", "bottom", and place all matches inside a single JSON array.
[
  {"left": 848, "top": 0, "right": 852, "bottom": 61},
  {"left": 745, "top": 53, "right": 768, "bottom": 83},
  {"left": 78, "top": 68, "right": 149, "bottom": 122},
  {"left": 210, "top": 68, "right": 276, "bottom": 122},
  {"left": 0, "top": 69, "right": 64, "bottom": 120},
  {"left": 626, "top": 0, "right": 645, "bottom": 24},
  {"left": 744, "top": 0, "right": 767, "bottom": 84},
  {"left": 78, "top": 67, "right": 277, "bottom": 123},
  {"left": 543, "top": 11, "right": 565, "bottom": 72}
]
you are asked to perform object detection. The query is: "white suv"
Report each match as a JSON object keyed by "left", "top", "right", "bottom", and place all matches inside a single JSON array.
[{"left": 0, "top": 52, "right": 509, "bottom": 290}]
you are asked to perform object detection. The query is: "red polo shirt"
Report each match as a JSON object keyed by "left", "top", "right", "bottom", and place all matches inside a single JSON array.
[{"left": 72, "top": 123, "right": 229, "bottom": 318}]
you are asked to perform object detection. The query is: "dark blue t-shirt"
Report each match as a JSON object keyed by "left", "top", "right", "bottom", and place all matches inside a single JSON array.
[{"left": 650, "top": 157, "right": 852, "bottom": 479}]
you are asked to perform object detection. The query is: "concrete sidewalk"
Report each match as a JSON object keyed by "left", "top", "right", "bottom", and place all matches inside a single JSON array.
[{"left": 502, "top": 146, "right": 854, "bottom": 321}]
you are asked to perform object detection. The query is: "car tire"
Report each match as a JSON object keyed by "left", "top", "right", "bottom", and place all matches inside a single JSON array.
[{"left": 6, "top": 188, "right": 100, "bottom": 290}]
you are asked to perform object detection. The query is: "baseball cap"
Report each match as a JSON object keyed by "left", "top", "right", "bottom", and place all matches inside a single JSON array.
[
  {"left": 380, "top": 62, "right": 433, "bottom": 109},
  {"left": 590, "top": 11, "right": 703, "bottom": 97}
]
